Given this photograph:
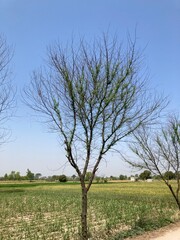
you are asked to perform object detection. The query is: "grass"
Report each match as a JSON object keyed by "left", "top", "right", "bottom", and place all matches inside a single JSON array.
[{"left": 0, "top": 181, "right": 179, "bottom": 239}]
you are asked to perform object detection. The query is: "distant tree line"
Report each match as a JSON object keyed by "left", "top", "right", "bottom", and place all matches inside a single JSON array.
[
  {"left": 1, "top": 169, "right": 178, "bottom": 182},
  {"left": 1, "top": 169, "right": 41, "bottom": 181},
  {"left": 131, "top": 170, "right": 179, "bottom": 181},
  {"left": 111, "top": 170, "right": 179, "bottom": 181},
  {"left": 1, "top": 171, "right": 72, "bottom": 182}
]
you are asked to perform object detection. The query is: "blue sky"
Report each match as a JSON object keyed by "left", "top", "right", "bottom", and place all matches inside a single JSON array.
[{"left": 0, "top": 0, "right": 180, "bottom": 177}]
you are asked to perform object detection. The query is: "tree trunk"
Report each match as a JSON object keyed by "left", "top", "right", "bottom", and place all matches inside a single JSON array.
[{"left": 81, "top": 183, "right": 88, "bottom": 240}]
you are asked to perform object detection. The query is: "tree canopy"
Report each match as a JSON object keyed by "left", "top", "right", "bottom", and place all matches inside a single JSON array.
[
  {"left": 24, "top": 35, "right": 167, "bottom": 239},
  {"left": 0, "top": 35, "right": 15, "bottom": 144},
  {"left": 139, "top": 170, "right": 151, "bottom": 180},
  {"left": 127, "top": 115, "right": 180, "bottom": 210}
]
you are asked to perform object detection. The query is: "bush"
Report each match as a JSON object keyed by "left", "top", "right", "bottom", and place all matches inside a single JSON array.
[{"left": 59, "top": 175, "right": 67, "bottom": 182}]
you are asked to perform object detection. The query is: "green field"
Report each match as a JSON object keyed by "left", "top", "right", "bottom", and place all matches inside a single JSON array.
[{"left": 0, "top": 181, "right": 179, "bottom": 239}]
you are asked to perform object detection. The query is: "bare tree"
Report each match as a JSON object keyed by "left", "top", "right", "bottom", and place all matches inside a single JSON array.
[
  {"left": 0, "top": 35, "right": 14, "bottom": 145},
  {"left": 126, "top": 115, "right": 180, "bottom": 210},
  {"left": 24, "top": 35, "right": 166, "bottom": 239}
]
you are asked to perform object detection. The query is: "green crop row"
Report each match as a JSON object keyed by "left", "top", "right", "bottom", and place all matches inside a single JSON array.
[{"left": 0, "top": 181, "right": 178, "bottom": 239}]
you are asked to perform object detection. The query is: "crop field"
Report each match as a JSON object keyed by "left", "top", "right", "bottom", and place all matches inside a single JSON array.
[{"left": 0, "top": 181, "right": 179, "bottom": 240}]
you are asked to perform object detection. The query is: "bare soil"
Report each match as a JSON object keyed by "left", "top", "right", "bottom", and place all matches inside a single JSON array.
[{"left": 127, "top": 222, "right": 180, "bottom": 240}]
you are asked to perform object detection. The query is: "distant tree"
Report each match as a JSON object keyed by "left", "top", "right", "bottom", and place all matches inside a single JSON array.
[
  {"left": 110, "top": 175, "right": 118, "bottom": 180},
  {"left": 71, "top": 174, "right": 76, "bottom": 181},
  {"left": 4, "top": 173, "right": 8, "bottom": 180},
  {"left": 8, "top": 171, "right": 16, "bottom": 180},
  {"left": 59, "top": 174, "right": 67, "bottom": 182},
  {"left": 35, "top": 173, "right": 42, "bottom": 180},
  {"left": 24, "top": 34, "right": 166, "bottom": 239},
  {"left": 139, "top": 170, "right": 151, "bottom": 180},
  {"left": 15, "top": 171, "right": 21, "bottom": 180},
  {"left": 20, "top": 175, "right": 27, "bottom": 180},
  {"left": 85, "top": 172, "right": 92, "bottom": 182},
  {"left": 103, "top": 177, "right": 108, "bottom": 183},
  {"left": 164, "top": 171, "right": 176, "bottom": 180},
  {"left": 119, "top": 175, "right": 124, "bottom": 180},
  {"left": 126, "top": 115, "right": 180, "bottom": 210},
  {"left": 26, "top": 169, "right": 34, "bottom": 181},
  {"left": 51, "top": 175, "right": 59, "bottom": 181},
  {"left": 119, "top": 174, "right": 127, "bottom": 180},
  {"left": 154, "top": 175, "right": 161, "bottom": 180},
  {"left": 95, "top": 176, "right": 101, "bottom": 183}
]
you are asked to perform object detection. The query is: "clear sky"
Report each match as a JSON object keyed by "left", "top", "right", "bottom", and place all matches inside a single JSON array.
[{"left": 0, "top": 0, "right": 180, "bottom": 177}]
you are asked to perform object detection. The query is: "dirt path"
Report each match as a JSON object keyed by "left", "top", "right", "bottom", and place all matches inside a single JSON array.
[{"left": 127, "top": 222, "right": 180, "bottom": 240}]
